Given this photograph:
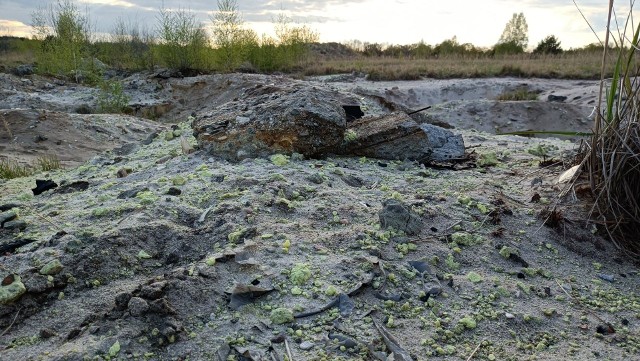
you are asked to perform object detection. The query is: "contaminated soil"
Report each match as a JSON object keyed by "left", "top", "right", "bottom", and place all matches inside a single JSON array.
[{"left": 0, "top": 71, "right": 638, "bottom": 361}]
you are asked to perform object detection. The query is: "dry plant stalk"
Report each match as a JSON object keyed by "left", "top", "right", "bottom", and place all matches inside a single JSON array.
[
  {"left": 583, "top": 0, "right": 640, "bottom": 259},
  {"left": 1, "top": 113, "right": 13, "bottom": 140}
]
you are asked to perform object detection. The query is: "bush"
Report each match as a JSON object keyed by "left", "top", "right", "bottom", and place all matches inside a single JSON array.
[
  {"left": 493, "top": 41, "right": 524, "bottom": 55},
  {"left": 97, "top": 79, "right": 130, "bottom": 113}
]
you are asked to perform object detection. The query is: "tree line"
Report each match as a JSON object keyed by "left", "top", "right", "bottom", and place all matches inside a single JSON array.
[{"left": 29, "top": 0, "right": 319, "bottom": 80}]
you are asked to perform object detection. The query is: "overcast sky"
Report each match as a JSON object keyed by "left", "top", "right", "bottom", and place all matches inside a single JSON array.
[{"left": 0, "top": 0, "right": 631, "bottom": 49}]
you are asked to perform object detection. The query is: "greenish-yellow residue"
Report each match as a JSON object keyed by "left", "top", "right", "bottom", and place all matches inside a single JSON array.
[
  {"left": 344, "top": 129, "right": 358, "bottom": 142},
  {"left": 477, "top": 152, "right": 499, "bottom": 167},
  {"left": 282, "top": 239, "right": 291, "bottom": 253},
  {"left": 0, "top": 275, "right": 27, "bottom": 304},
  {"left": 290, "top": 263, "right": 312, "bottom": 285},
  {"left": 445, "top": 254, "right": 460, "bottom": 271},
  {"left": 291, "top": 286, "right": 303, "bottom": 295},
  {"left": 466, "top": 271, "right": 484, "bottom": 283},
  {"left": 270, "top": 154, "right": 290, "bottom": 166},
  {"left": 499, "top": 246, "right": 518, "bottom": 259},
  {"left": 228, "top": 228, "right": 246, "bottom": 242},
  {"left": 457, "top": 195, "right": 472, "bottom": 205},
  {"left": 325, "top": 285, "right": 338, "bottom": 296},
  {"left": 137, "top": 250, "right": 152, "bottom": 259},
  {"left": 476, "top": 203, "right": 489, "bottom": 214},
  {"left": 458, "top": 315, "right": 477, "bottom": 329},
  {"left": 108, "top": 340, "right": 121, "bottom": 357},
  {"left": 451, "top": 232, "right": 483, "bottom": 246},
  {"left": 136, "top": 191, "right": 158, "bottom": 205},
  {"left": 172, "top": 176, "right": 186, "bottom": 186},
  {"left": 270, "top": 308, "right": 294, "bottom": 324},
  {"left": 39, "top": 260, "right": 63, "bottom": 275}
]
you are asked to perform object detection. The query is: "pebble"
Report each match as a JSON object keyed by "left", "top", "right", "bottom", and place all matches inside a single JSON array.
[
  {"left": 596, "top": 273, "right": 615, "bottom": 283},
  {"left": 299, "top": 341, "right": 315, "bottom": 350},
  {"left": 505, "top": 313, "right": 516, "bottom": 319}
]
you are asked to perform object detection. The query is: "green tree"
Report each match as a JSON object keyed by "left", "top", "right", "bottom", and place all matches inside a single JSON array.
[
  {"left": 31, "top": 0, "right": 94, "bottom": 82},
  {"left": 156, "top": 7, "right": 209, "bottom": 72},
  {"left": 211, "top": 0, "right": 254, "bottom": 70},
  {"left": 498, "top": 12, "right": 528, "bottom": 49},
  {"left": 533, "top": 35, "right": 563, "bottom": 55}
]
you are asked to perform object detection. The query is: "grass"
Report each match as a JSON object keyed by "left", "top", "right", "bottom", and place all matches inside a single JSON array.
[
  {"left": 0, "top": 159, "right": 33, "bottom": 179},
  {"left": 496, "top": 88, "right": 539, "bottom": 101},
  {"left": 0, "top": 155, "right": 62, "bottom": 180},
  {"left": 580, "top": 1, "right": 640, "bottom": 259},
  {"left": 300, "top": 52, "right": 611, "bottom": 80}
]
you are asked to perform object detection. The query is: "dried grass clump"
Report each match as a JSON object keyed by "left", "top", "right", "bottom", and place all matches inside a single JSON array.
[{"left": 582, "top": 1, "right": 640, "bottom": 258}]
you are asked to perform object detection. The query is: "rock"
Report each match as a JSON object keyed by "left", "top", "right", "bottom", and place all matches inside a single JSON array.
[
  {"left": 12, "top": 64, "right": 34, "bottom": 76},
  {"left": 379, "top": 199, "right": 423, "bottom": 236},
  {"left": 128, "top": 296, "right": 149, "bottom": 316},
  {"left": 340, "top": 112, "right": 465, "bottom": 162},
  {"left": 117, "top": 168, "right": 131, "bottom": 178},
  {"left": 39, "top": 328, "right": 57, "bottom": 339},
  {"left": 114, "top": 292, "right": 132, "bottom": 310},
  {"left": 40, "top": 259, "right": 64, "bottom": 275},
  {"left": 0, "top": 203, "right": 21, "bottom": 212},
  {"left": 0, "top": 274, "right": 27, "bottom": 304},
  {"left": 193, "top": 78, "right": 346, "bottom": 161},
  {"left": 3, "top": 220, "right": 27, "bottom": 231},
  {"left": 547, "top": 94, "right": 567, "bottom": 102},
  {"left": 0, "top": 210, "right": 17, "bottom": 226}
]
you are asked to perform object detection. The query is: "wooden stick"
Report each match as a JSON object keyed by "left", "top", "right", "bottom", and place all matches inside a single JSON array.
[
  {"left": 284, "top": 338, "right": 294, "bottom": 361},
  {"left": 466, "top": 339, "right": 484, "bottom": 361}
]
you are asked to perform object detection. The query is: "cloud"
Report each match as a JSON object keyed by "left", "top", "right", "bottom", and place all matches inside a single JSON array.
[
  {"left": 0, "top": 19, "right": 31, "bottom": 37},
  {"left": 0, "top": 0, "right": 630, "bottom": 47}
]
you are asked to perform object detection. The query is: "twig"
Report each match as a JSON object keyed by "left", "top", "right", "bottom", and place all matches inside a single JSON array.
[
  {"left": 1, "top": 114, "right": 14, "bottom": 140},
  {"left": 23, "top": 204, "right": 68, "bottom": 234},
  {"left": 0, "top": 307, "right": 22, "bottom": 337},
  {"left": 465, "top": 339, "right": 484, "bottom": 361},
  {"left": 284, "top": 338, "right": 294, "bottom": 361}
]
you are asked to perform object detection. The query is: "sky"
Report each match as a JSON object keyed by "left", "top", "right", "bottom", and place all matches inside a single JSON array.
[{"left": 0, "top": 0, "right": 632, "bottom": 49}]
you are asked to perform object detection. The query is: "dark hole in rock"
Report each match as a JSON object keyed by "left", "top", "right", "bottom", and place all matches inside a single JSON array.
[{"left": 342, "top": 105, "right": 364, "bottom": 121}]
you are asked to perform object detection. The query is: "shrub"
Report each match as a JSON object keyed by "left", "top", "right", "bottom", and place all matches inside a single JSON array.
[
  {"left": 493, "top": 41, "right": 524, "bottom": 56},
  {"left": 97, "top": 79, "right": 130, "bottom": 113}
]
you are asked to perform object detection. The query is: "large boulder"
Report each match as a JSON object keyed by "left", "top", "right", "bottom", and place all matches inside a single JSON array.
[
  {"left": 340, "top": 112, "right": 465, "bottom": 162},
  {"left": 192, "top": 81, "right": 347, "bottom": 161}
]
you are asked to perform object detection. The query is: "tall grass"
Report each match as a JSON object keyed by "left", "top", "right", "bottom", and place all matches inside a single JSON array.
[
  {"left": 0, "top": 155, "right": 62, "bottom": 179},
  {"left": 582, "top": 1, "right": 640, "bottom": 258},
  {"left": 302, "top": 52, "right": 611, "bottom": 80}
]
